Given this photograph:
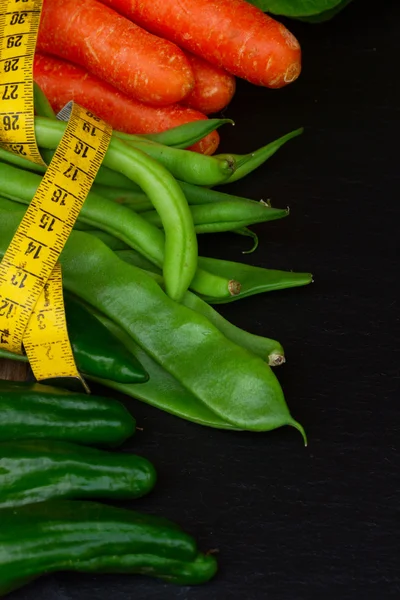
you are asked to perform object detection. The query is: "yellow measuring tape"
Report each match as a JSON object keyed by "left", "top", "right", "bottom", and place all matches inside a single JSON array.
[
  {"left": 0, "top": 0, "right": 45, "bottom": 165},
  {"left": 0, "top": 1, "right": 113, "bottom": 385}
]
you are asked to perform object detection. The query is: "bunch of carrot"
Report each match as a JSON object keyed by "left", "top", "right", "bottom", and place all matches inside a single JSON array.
[{"left": 34, "top": 0, "right": 302, "bottom": 155}]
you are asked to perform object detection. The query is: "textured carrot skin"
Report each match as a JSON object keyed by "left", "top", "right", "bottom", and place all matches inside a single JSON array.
[
  {"left": 33, "top": 54, "right": 220, "bottom": 155},
  {"left": 181, "top": 52, "right": 236, "bottom": 115},
  {"left": 37, "top": 0, "right": 195, "bottom": 106},
  {"left": 98, "top": 0, "right": 301, "bottom": 88}
]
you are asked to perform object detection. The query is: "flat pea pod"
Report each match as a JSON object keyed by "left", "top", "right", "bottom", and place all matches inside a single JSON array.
[
  {"left": 34, "top": 115, "right": 198, "bottom": 302},
  {"left": 218, "top": 128, "right": 304, "bottom": 185},
  {"left": 0, "top": 185, "right": 236, "bottom": 300},
  {"left": 197, "top": 256, "right": 313, "bottom": 304},
  {"left": 114, "top": 136, "right": 235, "bottom": 186},
  {"left": 0, "top": 380, "right": 135, "bottom": 446},
  {"left": 0, "top": 500, "right": 206, "bottom": 595},
  {"left": 59, "top": 231, "right": 305, "bottom": 436},
  {"left": 0, "top": 439, "right": 156, "bottom": 508},
  {"left": 141, "top": 201, "right": 288, "bottom": 233},
  {"left": 116, "top": 118, "right": 234, "bottom": 149}
]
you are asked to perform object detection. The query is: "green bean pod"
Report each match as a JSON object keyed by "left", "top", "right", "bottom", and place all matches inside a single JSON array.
[
  {"left": 0, "top": 439, "right": 156, "bottom": 508},
  {"left": 0, "top": 177, "right": 237, "bottom": 301},
  {"left": 141, "top": 201, "right": 289, "bottom": 233},
  {"left": 119, "top": 137, "right": 235, "bottom": 186},
  {"left": 34, "top": 116, "right": 198, "bottom": 302},
  {"left": 218, "top": 128, "right": 304, "bottom": 184},
  {"left": 0, "top": 500, "right": 215, "bottom": 594},
  {"left": 117, "top": 118, "right": 234, "bottom": 148},
  {"left": 197, "top": 256, "right": 313, "bottom": 304},
  {"left": 0, "top": 213, "right": 304, "bottom": 435},
  {"left": 33, "top": 82, "right": 56, "bottom": 119}
]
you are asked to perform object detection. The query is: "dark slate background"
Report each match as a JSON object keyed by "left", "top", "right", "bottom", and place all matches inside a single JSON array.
[{"left": 10, "top": 0, "right": 399, "bottom": 598}]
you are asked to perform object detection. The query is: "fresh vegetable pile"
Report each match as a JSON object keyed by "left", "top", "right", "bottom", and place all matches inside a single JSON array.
[{"left": 0, "top": 0, "right": 354, "bottom": 595}]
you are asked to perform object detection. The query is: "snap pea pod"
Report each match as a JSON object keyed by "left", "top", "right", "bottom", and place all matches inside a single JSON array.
[
  {"left": 141, "top": 201, "right": 288, "bottom": 233},
  {"left": 0, "top": 439, "right": 156, "bottom": 508},
  {"left": 197, "top": 257, "right": 313, "bottom": 304},
  {"left": 34, "top": 116, "right": 198, "bottom": 302},
  {"left": 0, "top": 500, "right": 215, "bottom": 595},
  {"left": 219, "top": 128, "right": 304, "bottom": 185},
  {"left": 0, "top": 180, "right": 237, "bottom": 300},
  {"left": 0, "top": 380, "right": 135, "bottom": 446},
  {"left": 116, "top": 118, "right": 234, "bottom": 148}
]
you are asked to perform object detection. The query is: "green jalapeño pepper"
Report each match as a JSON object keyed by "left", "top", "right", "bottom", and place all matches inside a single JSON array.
[
  {"left": 0, "top": 500, "right": 217, "bottom": 595},
  {"left": 0, "top": 439, "right": 156, "bottom": 508},
  {"left": 0, "top": 294, "right": 149, "bottom": 384},
  {"left": 0, "top": 380, "right": 135, "bottom": 447}
]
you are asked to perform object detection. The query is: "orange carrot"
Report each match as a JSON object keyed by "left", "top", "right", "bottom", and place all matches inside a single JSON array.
[
  {"left": 181, "top": 52, "right": 236, "bottom": 115},
  {"left": 98, "top": 0, "right": 301, "bottom": 88},
  {"left": 37, "top": 0, "right": 195, "bottom": 106},
  {"left": 33, "top": 54, "right": 220, "bottom": 155}
]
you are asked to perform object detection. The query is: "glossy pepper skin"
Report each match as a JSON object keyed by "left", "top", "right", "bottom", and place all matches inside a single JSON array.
[
  {"left": 0, "top": 439, "right": 156, "bottom": 508},
  {"left": 64, "top": 294, "right": 149, "bottom": 383},
  {"left": 0, "top": 380, "right": 135, "bottom": 446},
  {"left": 0, "top": 500, "right": 217, "bottom": 595},
  {"left": 0, "top": 294, "right": 149, "bottom": 384}
]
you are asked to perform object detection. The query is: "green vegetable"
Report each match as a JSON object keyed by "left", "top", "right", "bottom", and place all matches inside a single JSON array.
[
  {"left": 0, "top": 439, "right": 156, "bottom": 508},
  {"left": 297, "top": 0, "right": 353, "bottom": 22},
  {"left": 0, "top": 212, "right": 305, "bottom": 437},
  {"left": 0, "top": 290, "right": 148, "bottom": 384},
  {"left": 0, "top": 380, "right": 135, "bottom": 446},
  {"left": 247, "top": 0, "right": 349, "bottom": 17},
  {"left": 34, "top": 115, "right": 198, "bottom": 302},
  {"left": 0, "top": 500, "right": 217, "bottom": 595}
]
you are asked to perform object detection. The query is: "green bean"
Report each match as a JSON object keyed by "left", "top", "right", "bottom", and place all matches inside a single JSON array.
[
  {"left": 87, "top": 231, "right": 130, "bottom": 250},
  {"left": 141, "top": 201, "right": 288, "bottom": 233},
  {"left": 33, "top": 83, "right": 56, "bottom": 119},
  {"left": 34, "top": 116, "right": 198, "bottom": 302},
  {"left": 0, "top": 171, "right": 237, "bottom": 301},
  {"left": 234, "top": 228, "right": 259, "bottom": 254},
  {"left": 0, "top": 151, "right": 46, "bottom": 175},
  {"left": 198, "top": 256, "right": 313, "bottom": 304},
  {"left": 218, "top": 128, "right": 304, "bottom": 185},
  {"left": 91, "top": 184, "right": 152, "bottom": 212},
  {"left": 118, "top": 137, "right": 235, "bottom": 186},
  {"left": 116, "top": 118, "right": 234, "bottom": 149},
  {"left": 115, "top": 249, "right": 311, "bottom": 304},
  {"left": 0, "top": 213, "right": 305, "bottom": 438}
]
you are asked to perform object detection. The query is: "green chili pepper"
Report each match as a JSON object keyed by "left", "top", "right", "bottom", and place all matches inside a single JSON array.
[
  {"left": 117, "top": 118, "right": 234, "bottom": 148},
  {"left": 0, "top": 439, "right": 156, "bottom": 508},
  {"left": 218, "top": 128, "right": 304, "bottom": 184},
  {"left": 0, "top": 500, "right": 216, "bottom": 594},
  {"left": 34, "top": 116, "right": 198, "bottom": 302},
  {"left": 0, "top": 284, "right": 148, "bottom": 384},
  {"left": 0, "top": 380, "right": 135, "bottom": 446}
]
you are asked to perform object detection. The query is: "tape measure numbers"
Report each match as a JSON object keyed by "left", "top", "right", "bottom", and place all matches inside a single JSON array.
[
  {"left": 0, "top": 0, "right": 45, "bottom": 166},
  {"left": 0, "top": 103, "right": 112, "bottom": 382}
]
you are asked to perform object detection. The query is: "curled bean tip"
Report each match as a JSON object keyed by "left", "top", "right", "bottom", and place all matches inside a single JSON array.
[
  {"left": 260, "top": 199, "right": 271, "bottom": 207},
  {"left": 268, "top": 352, "right": 286, "bottom": 367},
  {"left": 289, "top": 419, "right": 307, "bottom": 446},
  {"left": 228, "top": 280, "right": 241, "bottom": 296}
]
